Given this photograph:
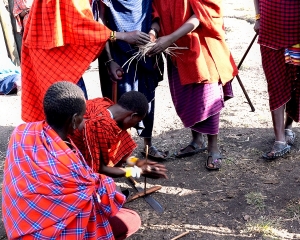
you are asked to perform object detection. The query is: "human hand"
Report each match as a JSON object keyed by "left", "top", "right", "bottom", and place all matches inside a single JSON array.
[
  {"left": 121, "top": 30, "right": 150, "bottom": 45},
  {"left": 136, "top": 159, "right": 168, "bottom": 179},
  {"left": 254, "top": 20, "right": 260, "bottom": 34},
  {"left": 20, "top": 8, "right": 30, "bottom": 18},
  {"left": 107, "top": 61, "right": 124, "bottom": 81},
  {"left": 147, "top": 35, "right": 173, "bottom": 57}
]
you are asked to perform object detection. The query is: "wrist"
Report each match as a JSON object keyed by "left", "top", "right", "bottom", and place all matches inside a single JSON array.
[
  {"left": 125, "top": 165, "right": 141, "bottom": 178},
  {"left": 104, "top": 59, "right": 114, "bottom": 67}
]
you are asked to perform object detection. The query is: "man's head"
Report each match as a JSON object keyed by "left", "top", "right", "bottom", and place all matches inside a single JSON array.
[
  {"left": 115, "top": 91, "right": 149, "bottom": 130},
  {"left": 43, "top": 81, "right": 86, "bottom": 132}
]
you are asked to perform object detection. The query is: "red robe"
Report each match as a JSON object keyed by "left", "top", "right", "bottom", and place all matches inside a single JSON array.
[
  {"left": 152, "top": 0, "right": 238, "bottom": 85},
  {"left": 70, "top": 98, "right": 137, "bottom": 172},
  {"left": 21, "top": 0, "right": 110, "bottom": 122}
]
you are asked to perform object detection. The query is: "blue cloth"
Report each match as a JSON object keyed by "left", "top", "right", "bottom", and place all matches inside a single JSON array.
[
  {"left": 0, "top": 56, "right": 21, "bottom": 94},
  {"left": 97, "top": 0, "right": 163, "bottom": 138}
]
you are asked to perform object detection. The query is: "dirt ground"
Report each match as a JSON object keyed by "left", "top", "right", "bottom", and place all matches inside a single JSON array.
[{"left": 1, "top": 0, "right": 300, "bottom": 239}]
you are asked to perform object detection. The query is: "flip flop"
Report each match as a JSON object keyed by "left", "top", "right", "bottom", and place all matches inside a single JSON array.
[
  {"left": 141, "top": 146, "right": 169, "bottom": 161},
  {"left": 285, "top": 129, "right": 295, "bottom": 145},
  {"left": 174, "top": 141, "right": 207, "bottom": 158},
  {"left": 205, "top": 152, "right": 222, "bottom": 171},
  {"left": 262, "top": 141, "right": 291, "bottom": 160}
]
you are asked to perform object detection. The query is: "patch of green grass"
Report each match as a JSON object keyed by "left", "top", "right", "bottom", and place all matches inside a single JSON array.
[
  {"left": 286, "top": 199, "right": 300, "bottom": 221},
  {"left": 242, "top": 216, "right": 282, "bottom": 239},
  {"left": 245, "top": 192, "right": 266, "bottom": 210}
]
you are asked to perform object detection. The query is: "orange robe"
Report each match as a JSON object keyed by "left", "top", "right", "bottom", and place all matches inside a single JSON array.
[
  {"left": 21, "top": 0, "right": 110, "bottom": 122},
  {"left": 152, "top": 0, "right": 238, "bottom": 85}
]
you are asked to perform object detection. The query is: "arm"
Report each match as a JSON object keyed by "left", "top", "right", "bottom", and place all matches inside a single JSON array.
[
  {"left": 147, "top": 14, "right": 200, "bottom": 56},
  {"left": 253, "top": 0, "right": 260, "bottom": 33},
  {"left": 99, "top": 158, "right": 168, "bottom": 179}
]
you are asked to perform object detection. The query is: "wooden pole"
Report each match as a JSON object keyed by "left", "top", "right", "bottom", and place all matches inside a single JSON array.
[{"left": 0, "top": 0, "right": 20, "bottom": 65}]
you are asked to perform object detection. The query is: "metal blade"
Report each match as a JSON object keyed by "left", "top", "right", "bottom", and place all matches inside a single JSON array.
[
  {"left": 128, "top": 177, "right": 164, "bottom": 213},
  {"left": 135, "top": 185, "right": 164, "bottom": 214}
]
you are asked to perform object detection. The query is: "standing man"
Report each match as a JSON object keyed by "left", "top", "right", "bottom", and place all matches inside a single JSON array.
[
  {"left": 21, "top": 0, "right": 150, "bottom": 123},
  {"left": 253, "top": 0, "right": 300, "bottom": 159},
  {"left": 147, "top": 0, "right": 238, "bottom": 170},
  {"left": 94, "top": 0, "right": 169, "bottom": 160}
]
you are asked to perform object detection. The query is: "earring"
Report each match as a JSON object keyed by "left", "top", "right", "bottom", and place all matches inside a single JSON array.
[{"left": 73, "top": 123, "right": 76, "bottom": 129}]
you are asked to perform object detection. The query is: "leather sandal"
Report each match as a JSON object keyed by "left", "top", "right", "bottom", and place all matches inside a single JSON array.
[
  {"left": 285, "top": 129, "right": 295, "bottom": 145},
  {"left": 262, "top": 141, "right": 291, "bottom": 160},
  {"left": 205, "top": 152, "right": 222, "bottom": 171},
  {"left": 174, "top": 141, "right": 207, "bottom": 158}
]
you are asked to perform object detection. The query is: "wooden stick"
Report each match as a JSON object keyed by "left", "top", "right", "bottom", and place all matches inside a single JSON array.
[
  {"left": 144, "top": 145, "right": 148, "bottom": 195},
  {"left": 126, "top": 185, "right": 162, "bottom": 203},
  {"left": 171, "top": 231, "right": 189, "bottom": 240}
]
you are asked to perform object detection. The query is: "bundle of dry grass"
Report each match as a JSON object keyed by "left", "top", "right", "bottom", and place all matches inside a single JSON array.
[{"left": 122, "top": 42, "right": 188, "bottom": 77}]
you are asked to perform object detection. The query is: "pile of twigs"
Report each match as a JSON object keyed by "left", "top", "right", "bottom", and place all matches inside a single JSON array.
[{"left": 122, "top": 42, "right": 188, "bottom": 76}]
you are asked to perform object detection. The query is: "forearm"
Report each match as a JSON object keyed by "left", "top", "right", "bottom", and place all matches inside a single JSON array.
[
  {"left": 101, "top": 165, "right": 126, "bottom": 178},
  {"left": 169, "top": 14, "right": 200, "bottom": 43}
]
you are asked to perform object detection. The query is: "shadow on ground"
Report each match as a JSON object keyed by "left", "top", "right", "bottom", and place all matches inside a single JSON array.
[{"left": 0, "top": 127, "right": 299, "bottom": 240}]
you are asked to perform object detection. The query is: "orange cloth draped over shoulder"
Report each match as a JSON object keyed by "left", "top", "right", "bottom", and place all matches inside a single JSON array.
[
  {"left": 21, "top": 0, "right": 111, "bottom": 122},
  {"left": 152, "top": 0, "right": 238, "bottom": 85}
]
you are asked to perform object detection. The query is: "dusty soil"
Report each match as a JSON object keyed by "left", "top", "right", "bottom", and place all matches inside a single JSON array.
[{"left": 1, "top": 1, "right": 300, "bottom": 239}]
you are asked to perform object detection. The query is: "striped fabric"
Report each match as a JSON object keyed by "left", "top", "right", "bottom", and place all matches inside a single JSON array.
[
  {"left": 168, "top": 63, "right": 233, "bottom": 135},
  {"left": 258, "top": 0, "right": 300, "bottom": 49},
  {"left": 21, "top": 0, "right": 111, "bottom": 122},
  {"left": 261, "top": 46, "right": 299, "bottom": 121},
  {"left": 2, "top": 121, "right": 125, "bottom": 239},
  {"left": 97, "top": 0, "right": 162, "bottom": 138},
  {"left": 285, "top": 44, "right": 300, "bottom": 66},
  {"left": 70, "top": 98, "right": 137, "bottom": 172}
]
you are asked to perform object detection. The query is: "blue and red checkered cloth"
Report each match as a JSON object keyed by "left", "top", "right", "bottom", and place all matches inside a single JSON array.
[{"left": 2, "top": 121, "right": 125, "bottom": 239}]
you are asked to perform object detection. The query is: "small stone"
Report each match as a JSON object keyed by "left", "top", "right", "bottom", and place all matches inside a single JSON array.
[{"left": 243, "top": 215, "right": 250, "bottom": 221}]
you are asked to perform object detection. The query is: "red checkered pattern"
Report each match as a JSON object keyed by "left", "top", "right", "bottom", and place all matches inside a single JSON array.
[
  {"left": 21, "top": 0, "right": 111, "bottom": 122},
  {"left": 2, "top": 121, "right": 125, "bottom": 239},
  {"left": 261, "top": 46, "right": 299, "bottom": 120},
  {"left": 70, "top": 98, "right": 137, "bottom": 172},
  {"left": 258, "top": 0, "right": 300, "bottom": 49}
]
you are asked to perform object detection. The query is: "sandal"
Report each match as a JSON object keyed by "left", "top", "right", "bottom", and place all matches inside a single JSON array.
[
  {"left": 262, "top": 141, "right": 291, "bottom": 160},
  {"left": 205, "top": 152, "right": 222, "bottom": 171},
  {"left": 285, "top": 129, "right": 295, "bottom": 145},
  {"left": 174, "top": 141, "right": 207, "bottom": 158},
  {"left": 141, "top": 146, "right": 169, "bottom": 161}
]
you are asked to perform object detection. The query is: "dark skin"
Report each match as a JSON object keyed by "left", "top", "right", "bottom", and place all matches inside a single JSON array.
[
  {"left": 147, "top": 14, "right": 220, "bottom": 168},
  {"left": 253, "top": 0, "right": 294, "bottom": 157},
  {"left": 98, "top": 2, "right": 167, "bottom": 159},
  {"left": 78, "top": 104, "right": 168, "bottom": 179}
]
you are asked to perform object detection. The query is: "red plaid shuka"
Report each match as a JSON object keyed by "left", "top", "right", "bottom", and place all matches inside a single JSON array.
[
  {"left": 2, "top": 121, "right": 125, "bottom": 239},
  {"left": 12, "top": 0, "right": 33, "bottom": 33},
  {"left": 70, "top": 98, "right": 137, "bottom": 172},
  {"left": 21, "top": 0, "right": 111, "bottom": 122},
  {"left": 258, "top": 0, "right": 300, "bottom": 49},
  {"left": 258, "top": 0, "right": 300, "bottom": 122}
]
